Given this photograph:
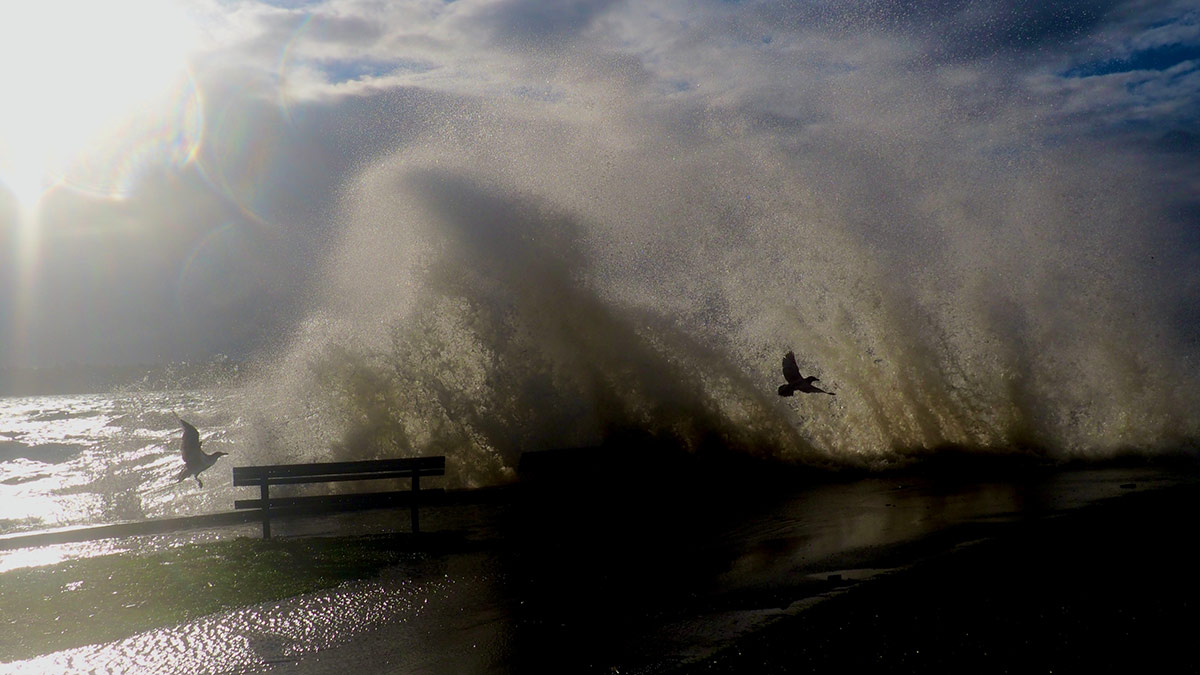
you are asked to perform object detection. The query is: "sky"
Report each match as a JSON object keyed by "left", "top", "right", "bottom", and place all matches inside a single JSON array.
[{"left": 1, "top": 0, "right": 1198, "bottom": 372}]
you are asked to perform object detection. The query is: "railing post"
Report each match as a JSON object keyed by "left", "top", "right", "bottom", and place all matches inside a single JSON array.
[
  {"left": 260, "top": 477, "right": 271, "bottom": 539},
  {"left": 411, "top": 472, "right": 420, "bottom": 534}
]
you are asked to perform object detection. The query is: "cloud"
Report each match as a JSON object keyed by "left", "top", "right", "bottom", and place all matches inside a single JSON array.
[{"left": 451, "top": 0, "right": 622, "bottom": 47}]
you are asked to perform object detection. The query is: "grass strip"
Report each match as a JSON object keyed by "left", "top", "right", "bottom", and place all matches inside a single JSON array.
[{"left": 0, "top": 534, "right": 430, "bottom": 662}]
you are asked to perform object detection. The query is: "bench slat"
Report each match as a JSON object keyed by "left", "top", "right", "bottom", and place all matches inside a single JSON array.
[
  {"left": 234, "top": 468, "right": 444, "bottom": 487},
  {"left": 233, "top": 456, "right": 444, "bottom": 483},
  {"left": 234, "top": 489, "right": 445, "bottom": 512}
]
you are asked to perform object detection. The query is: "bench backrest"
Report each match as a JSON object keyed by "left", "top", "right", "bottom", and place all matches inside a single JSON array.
[{"left": 233, "top": 456, "right": 445, "bottom": 487}]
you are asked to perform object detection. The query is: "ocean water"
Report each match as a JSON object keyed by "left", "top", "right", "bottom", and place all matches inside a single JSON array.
[{"left": 0, "top": 389, "right": 241, "bottom": 537}]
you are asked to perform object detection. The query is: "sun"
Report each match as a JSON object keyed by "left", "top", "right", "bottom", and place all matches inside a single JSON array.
[{"left": 0, "top": 0, "right": 203, "bottom": 210}]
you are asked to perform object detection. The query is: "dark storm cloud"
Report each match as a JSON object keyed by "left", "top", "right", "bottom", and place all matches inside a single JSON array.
[
  {"left": 867, "top": 0, "right": 1121, "bottom": 60},
  {"left": 1030, "top": 6, "right": 1200, "bottom": 146},
  {"left": 722, "top": 0, "right": 1200, "bottom": 159},
  {"left": 726, "top": 0, "right": 1121, "bottom": 61}
]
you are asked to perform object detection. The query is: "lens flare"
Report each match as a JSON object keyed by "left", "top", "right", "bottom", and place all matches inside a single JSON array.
[
  {"left": 0, "top": 0, "right": 203, "bottom": 208},
  {"left": 0, "top": 0, "right": 203, "bottom": 367}
]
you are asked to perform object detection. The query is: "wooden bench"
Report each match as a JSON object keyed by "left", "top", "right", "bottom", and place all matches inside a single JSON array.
[{"left": 233, "top": 456, "right": 445, "bottom": 539}]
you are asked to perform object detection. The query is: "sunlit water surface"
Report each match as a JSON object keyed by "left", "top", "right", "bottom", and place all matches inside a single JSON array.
[{"left": 0, "top": 390, "right": 242, "bottom": 538}]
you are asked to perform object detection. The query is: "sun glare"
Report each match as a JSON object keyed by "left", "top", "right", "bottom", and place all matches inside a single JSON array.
[{"left": 0, "top": 0, "right": 202, "bottom": 209}]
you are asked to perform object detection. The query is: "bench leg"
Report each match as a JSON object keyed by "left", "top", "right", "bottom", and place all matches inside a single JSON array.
[
  {"left": 411, "top": 473, "right": 420, "bottom": 534},
  {"left": 260, "top": 479, "right": 271, "bottom": 539}
]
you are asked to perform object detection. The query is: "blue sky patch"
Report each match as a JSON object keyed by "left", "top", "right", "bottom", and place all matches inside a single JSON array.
[
  {"left": 1067, "top": 42, "right": 1200, "bottom": 78},
  {"left": 315, "top": 58, "right": 431, "bottom": 84}
]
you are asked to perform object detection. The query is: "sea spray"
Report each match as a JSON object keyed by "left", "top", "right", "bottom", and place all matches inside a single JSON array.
[
  {"left": 247, "top": 164, "right": 819, "bottom": 487},
  {"left": 242, "top": 42, "right": 1200, "bottom": 484}
]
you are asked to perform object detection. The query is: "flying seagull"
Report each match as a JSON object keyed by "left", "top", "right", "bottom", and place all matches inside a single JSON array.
[
  {"left": 175, "top": 415, "right": 227, "bottom": 488},
  {"left": 778, "top": 351, "right": 835, "bottom": 396}
]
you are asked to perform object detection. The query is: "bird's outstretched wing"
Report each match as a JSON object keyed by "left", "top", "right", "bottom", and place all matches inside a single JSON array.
[
  {"left": 782, "top": 351, "right": 803, "bottom": 386},
  {"left": 178, "top": 417, "right": 202, "bottom": 465}
]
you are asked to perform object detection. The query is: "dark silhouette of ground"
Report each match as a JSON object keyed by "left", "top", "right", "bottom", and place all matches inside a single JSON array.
[{"left": 673, "top": 483, "right": 1199, "bottom": 674}]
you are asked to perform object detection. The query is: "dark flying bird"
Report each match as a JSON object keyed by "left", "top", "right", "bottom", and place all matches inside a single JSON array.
[
  {"left": 175, "top": 415, "right": 227, "bottom": 488},
  {"left": 778, "top": 351, "right": 835, "bottom": 396}
]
